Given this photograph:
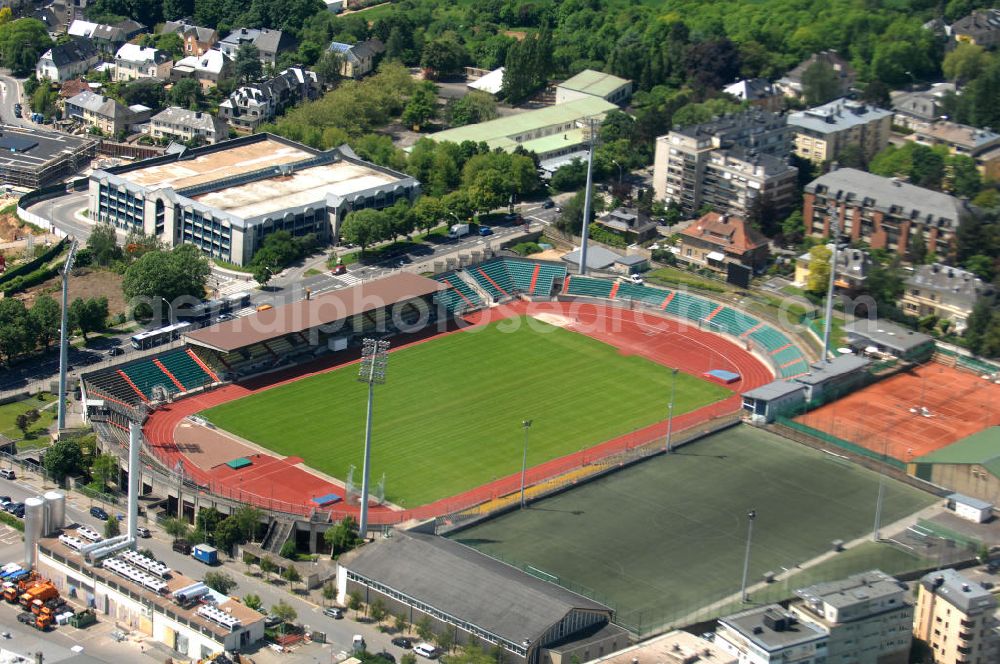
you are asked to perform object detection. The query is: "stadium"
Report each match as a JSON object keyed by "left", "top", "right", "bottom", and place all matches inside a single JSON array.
[{"left": 79, "top": 255, "right": 978, "bottom": 637}]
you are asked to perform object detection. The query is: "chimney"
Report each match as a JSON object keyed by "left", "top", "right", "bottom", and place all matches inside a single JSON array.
[{"left": 196, "top": 111, "right": 202, "bottom": 119}]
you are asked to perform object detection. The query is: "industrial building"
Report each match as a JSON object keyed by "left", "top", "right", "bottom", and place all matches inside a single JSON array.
[
  {"left": 0, "top": 125, "right": 96, "bottom": 189},
  {"left": 554, "top": 70, "right": 632, "bottom": 106},
  {"left": 336, "top": 529, "right": 620, "bottom": 664},
  {"left": 88, "top": 133, "right": 420, "bottom": 265}
]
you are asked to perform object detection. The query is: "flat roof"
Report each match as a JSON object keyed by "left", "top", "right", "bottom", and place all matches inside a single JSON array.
[
  {"left": 794, "top": 354, "right": 870, "bottom": 385},
  {"left": 185, "top": 273, "right": 443, "bottom": 352},
  {"left": 341, "top": 530, "right": 610, "bottom": 645},
  {"left": 844, "top": 319, "right": 933, "bottom": 353},
  {"left": 115, "top": 137, "right": 313, "bottom": 190},
  {"left": 916, "top": 426, "right": 1000, "bottom": 465},
  {"left": 561, "top": 245, "right": 621, "bottom": 270},
  {"left": 588, "top": 630, "right": 735, "bottom": 664},
  {"left": 0, "top": 125, "right": 95, "bottom": 170},
  {"left": 557, "top": 70, "right": 630, "bottom": 97},
  {"left": 920, "top": 568, "right": 997, "bottom": 614},
  {"left": 518, "top": 127, "right": 587, "bottom": 156},
  {"left": 948, "top": 493, "right": 993, "bottom": 511},
  {"left": 720, "top": 605, "right": 827, "bottom": 652},
  {"left": 427, "top": 97, "right": 617, "bottom": 147},
  {"left": 742, "top": 379, "right": 807, "bottom": 400},
  {"left": 795, "top": 570, "right": 905, "bottom": 611}
]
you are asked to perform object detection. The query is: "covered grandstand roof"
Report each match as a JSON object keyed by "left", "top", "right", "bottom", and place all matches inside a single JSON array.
[{"left": 184, "top": 273, "right": 443, "bottom": 352}]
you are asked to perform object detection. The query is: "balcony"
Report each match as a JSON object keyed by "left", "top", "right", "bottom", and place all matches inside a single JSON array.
[
  {"left": 957, "top": 645, "right": 972, "bottom": 655},
  {"left": 958, "top": 631, "right": 973, "bottom": 642}
]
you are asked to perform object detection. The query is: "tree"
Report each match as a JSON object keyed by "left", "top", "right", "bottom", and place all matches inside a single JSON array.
[
  {"left": 347, "top": 590, "right": 363, "bottom": 618},
  {"left": 401, "top": 654, "right": 417, "bottom": 664},
  {"left": 68, "top": 297, "right": 108, "bottom": 341},
  {"left": 321, "top": 581, "right": 337, "bottom": 606},
  {"left": 271, "top": 600, "right": 297, "bottom": 634},
  {"left": 235, "top": 43, "right": 263, "bottom": 83},
  {"left": 550, "top": 159, "right": 588, "bottom": 193},
  {"left": 29, "top": 296, "right": 60, "bottom": 350},
  {"left": 43, "top": 437, "right": 83, "bottom": 482},
  {"left": 15, "top": 409, "right": 39, "bottom": 436},
  {"left": 0, "top": 298, "right": 32, "bottom": 365},
  {"left": 122, "top": 244, "right": 210, "bottom": 317},
  {"left": 393, "top": 613, "right": 407, "bottom": 633},
  {"left": 204, "top": 571, "right": 237, "bottom": 595},
  {"left": 282, "top": 565, "right": 302, "bottom": 592},
  {"left": 402, "top": 81, "right": 438, "bottom": 131},
  {"left": 436, "top": 628, "right": 455, "bottom": 653},
  {"left": 215, "top": 517, "right": 243, "bottom": 554},
  {"left": 949, "top": 155, "right": 982, "bottom": 198},
  {"left": 421, "top": 38, "right": 467, "bottom": 79},
  {"left": 446, "top": 91, "right": 497, "bottom": 127},
  {"left": 280, "top": 539, "right": 297, "bottom": 560},
  {"left": 90, "top": 453, "right": 118, "bottom": 490},
  {"left": 243, "top": 593, "right": 262, "bottom": 612},
  {"left": 0, "top": 19, "right": 53, "bottom": 76},
  {"left": 908, "top": 231, "right": 928, "bottom": 265},
  {"left": 805, "top": 244, "right": 832, "bottom": 294},
  {"left": 121, "top": 79, "right": 166, "bottom": 109},
  {"left": 315, "top": 51, "right": 343, "bottom": 87},
  {"left": 943, "top": 42, "right": 990, "bottom": 84},
  {"left": 104, "top": 515, "right": 120, "bottom": 539},
  {"left": 195, "top": 506, "right": 223, "bottom": 539},
  {"left": 801, "top": 61, "right": 840, "bottom": 106},
  {"left": 683, "top": 38, "right": 741, "bottom": 92},
  {"left": 87, "top": 222, "right": 122, "bottom": 267},
  {"left": 865, "top": 261, "right": 905, "bottom": 309},
  {"left": 232, "top": 505, "right": 264, "bottom": 543},
  {"left": 163, "top": 517, "right": 190, "bottom": 541},
  {"left": 369, "top": 598, "right": 387, "bottom": 626},
  {"left": 259, "top": 556, "right": 277, "bottom": 582},
  {"left": 340, "top": 209, "right": 386, "bottom": 254},
  {"left": 416, "top": 615, "right": 434, "bottom": 641},
  {"left": 910, "top": 146, "right": 945, "bottom": 189},
  {"left": 965, "top": 297, "right": 997, "bottom": 356},
  {"left": 169, "top": 78, "right": 203, "bottom": 109},
  {"left": 252, "top": 264, "right": 272, "bottom": 289}
]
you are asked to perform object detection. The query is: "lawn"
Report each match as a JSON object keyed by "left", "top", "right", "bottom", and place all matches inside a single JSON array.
[
  {"left": 450, "top": 425, "right": 936, "bottom": 635},
  {"left": 0, "top": 393, "right": 57, "bottom": 441},
  {"left": 200, "top": 318, "right": 730, "bottom": 506}
]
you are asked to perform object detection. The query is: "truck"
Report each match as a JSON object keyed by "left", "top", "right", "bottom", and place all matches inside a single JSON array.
[
  {"left": 5, "top": 574, "right": 41, "bottom": 603},
  {"left": 447, "top": 223, "right": 469, "bottom": 239},
  {"left": 20, "top": 582, "right": 57, "bottom": 609},
  {"left": 191, "top": 543, "right": 218, "bottom": 565}
]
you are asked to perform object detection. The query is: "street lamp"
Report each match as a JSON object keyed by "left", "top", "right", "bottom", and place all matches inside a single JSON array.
[
  {"left": 611, "top": 160, "right": 623, "bottom": 185},
  {"left": 357, "top": 338, "right": 390, "bottom": 537},
  {"left": 740, "top": 509, "right": 757, "bottom": 603},
  {"left": 665, "top": 368, "right": 679, "bottom": 453},
  {"left": 160, "top": 297, "right": 174, "bottom": 324},
  {"left": 519, "top": 420, "right": 532, "bottom": 509},
  {"left": 57, "top": 239, "right": 78, "bottom": 432}
]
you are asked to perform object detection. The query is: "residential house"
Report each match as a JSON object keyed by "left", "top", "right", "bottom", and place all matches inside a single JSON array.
[
  {"left": 677, "top": 211, "right": 770, "bottom": 273},
  {"left": 953, "top": 8, "right": 1000, "bottom": 49},
  {"left": 724, "top": 78, "right": 783, "bottom": 112},
  {"left": 913, "top": 568, "right": 1000, "bottom": 664},
  {"left": 35, "top": 39, "right": 99, "bottom": 83},
  {"left": 788, "top": 98, "right": 893, "bottom": 164},
  {"left": 911, "top": 121, "right": 1000, "bottom": 177},
  {"left": 65, "top": 90, "right": 137, "bottom": 135},
  {"left": 652, "top": 109, "right": 798, "bottom": 217},
  {"left": 594, "top": 207, "right": 657, "bottom": 243},
  {"left": 716, "top": 605, "right": 828, "bottom": 664},
  {"left": 794, "top": 244, "right": 871, "bottom": 294},
  {"left": 776, "top": 51, "right": 855, "bottom": 99},
  {"left": 790, "top": 570, "right": 913, "bottom": 664},
  {"left": 327, "top": 39, "right": 385, "bottom": 79},
  {"left": 555, "top": 69, "right": 632, "bottom": 106},
  {"left": 160, "top": 19, "right": 218, "bottom": 57},
  {"left": 114, "top": 44, "right": 172, "bottom": 82},
  {"left": 33, "top": 1, "right": 77, "bottom": 34},
  {"left": 803, "top": 168, "right": 973, "bottom": 259},
  {"left": 70, "top": 18, "right": 147, "bottom": 56},
  {"left": 218, "top": 66, "right": 319, "bottom": 131},
  {"left": 891, "top": 82, "right": 956, "bottom": 129},
  {"left": 59, "top": 78, "right": 91, "bottom": 100},
  {"left": 150, "top": 107, "right": 228, "bottom": 145},
  {"left": 219, "top": 28, "right": 292, "bottom": 66},
  {"left": 171, "top": 49, "right": 227, "bottom": 90},
  {"left": 901, "top": 263, "right": 995, "bottom": 332}
]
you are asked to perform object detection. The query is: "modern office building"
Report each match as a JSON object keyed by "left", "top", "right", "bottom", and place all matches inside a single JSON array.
[
  {"left": 803, "top": 168, "right": 971, "bottom": 259},
  {"left": 716, "top": 605, "right": 829, "bottom": 664},
  {"left": 913, "top": 568, "right": 1000, "bottom": 664},
  {"left": 653, "top": 110, "right": 797, "bottom": 217},
  {"left": 88, "top": 133, "right": 420, "bottom": 265},
  {"left": 788, "top": 98, "right": 893, "bottom": 164}
]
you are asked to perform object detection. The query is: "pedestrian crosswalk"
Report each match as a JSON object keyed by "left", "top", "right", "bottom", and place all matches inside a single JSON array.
[
  {"left": 215, "top": 279, "right": 255, "bottom": 298},
  {"left": 333, "top": 272, "right": 362, "bottom": 287}
]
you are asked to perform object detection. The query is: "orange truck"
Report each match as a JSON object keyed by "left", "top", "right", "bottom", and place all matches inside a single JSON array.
[
  {"left": 3, "top": 572, "right": 39, "bottom": 603},
  {"left": 20, "top": 582, "right": 57, "bottom": 609}
]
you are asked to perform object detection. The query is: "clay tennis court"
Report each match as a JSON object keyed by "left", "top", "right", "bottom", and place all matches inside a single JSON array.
[
  {"left": 143, "top": 300, "right": 775, "bottom": 521},
  {"left": 795, "top": 362, "right": 1000, "bottom": 461}
]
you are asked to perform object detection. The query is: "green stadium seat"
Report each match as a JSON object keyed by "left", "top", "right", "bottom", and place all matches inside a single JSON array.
[
  {"left": 707, "top": 307, "right": 759, "bottom": 336},
  {"left": 664, "top": 292, "right": 716, "bottom": 322},
  {"left": 433, "top": 273, "right": 483, "bottom": 313},
  {"left": 470, "top": 261, "right": 516, "bottom": 299},
  {"left": 771, "top": 346, "right": 803, "bottom": 366},
  {"left": 565, "top": 276, "right": 614, "bottom": 299},
  {"left": 615, "top": 283, "right": 671, "bottom": 307},
  {"left": 157, "top": 348, "right": 213, "bottom": 390},
  {"left": 749, "top": 326, "right": 791, "bottom": 353}
]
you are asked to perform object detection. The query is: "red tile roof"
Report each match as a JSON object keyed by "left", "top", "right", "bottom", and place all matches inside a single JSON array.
[{"left": 680, "top": 212, "right": 768, "bottom": 254}]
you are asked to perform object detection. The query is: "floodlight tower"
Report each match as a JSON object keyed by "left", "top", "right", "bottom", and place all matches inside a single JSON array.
[
  {"left": 821, "top": 217, "right": 840, "bottom": 363},
  {"left": 740, "top": 509, "right": 757, "bottom": 603},
  {"left": 57, "top": 239, "right": 79, "bottom": 432},
  {"left": 578, "top": 118, "right": 598, "bottom": 276},
  {"left": 357, "top": 338, "right": 390, "bottom": 538}
]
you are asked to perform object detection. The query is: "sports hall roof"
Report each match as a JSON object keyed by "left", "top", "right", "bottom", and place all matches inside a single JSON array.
[
  {"left": 915, "top": 426, "right": 1000, "bottom": 474},
  {"left": 340, "top": 530, "right": 611, "bottom": 645},
  {"left": 184, "top": 273, "right": 443, "bottom": 352}
]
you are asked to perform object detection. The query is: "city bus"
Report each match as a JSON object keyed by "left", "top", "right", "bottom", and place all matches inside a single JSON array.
[{"left": 130, "top": 322, "right": 193, "bottom": 350}]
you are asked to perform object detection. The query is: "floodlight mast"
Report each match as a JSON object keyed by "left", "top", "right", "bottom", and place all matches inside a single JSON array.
[
  {"left": 57, "top": 239, "right": 79, "bottom": 433},
  {"left": 357, "top": 338, "right": 389, "bottom": 537}
]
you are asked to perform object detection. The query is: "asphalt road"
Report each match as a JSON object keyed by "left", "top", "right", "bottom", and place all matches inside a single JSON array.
[{"left": 0, "top": 73, "right": 29, "bottom": 128}]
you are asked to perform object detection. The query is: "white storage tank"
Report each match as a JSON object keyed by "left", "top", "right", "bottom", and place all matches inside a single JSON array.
[
  {"left": 23, "top": 496, "right": 45, "bottom": 568},
  {"left": 43, "top": 491, "right": 65, "bottom": 534}
]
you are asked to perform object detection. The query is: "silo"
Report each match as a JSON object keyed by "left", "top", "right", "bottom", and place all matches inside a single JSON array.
[
  {"left": 43, "top": 491, "right": 65, "bottom": 534},
  {"left": 23, "top": 497, "right": 45, "bottom": 569}
]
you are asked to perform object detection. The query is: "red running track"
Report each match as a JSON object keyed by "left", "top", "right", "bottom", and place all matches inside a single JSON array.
[{"left": 143, "top": 300, "right": 773, "bottom": 522}]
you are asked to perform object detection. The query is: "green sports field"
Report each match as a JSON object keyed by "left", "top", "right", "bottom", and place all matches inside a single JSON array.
[
  {"left": 200, "top": 318, "right": 730, "bottom": 505},
  {"left": 450, "top": 425, "right": 937, "bottom": 634}
]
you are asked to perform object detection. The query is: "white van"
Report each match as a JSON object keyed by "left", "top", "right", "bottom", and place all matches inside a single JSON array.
[
  {"left": 414, "top": 643, "right": 439, "bottom": 659},
  {"left": 617, "top": 273, "right": 644, "bottom": 285}
]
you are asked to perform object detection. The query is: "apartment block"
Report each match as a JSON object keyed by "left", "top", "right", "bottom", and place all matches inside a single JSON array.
[
  {"left": 653, "top": 110, "right": 798, "bottom": 217},
  {"left": 788, "top": 98, "right": 892, "bottom": 164},
  {"left": 913, "top": 568, "right": 999, "bottom": 664},
  {"left": 716, "top": 605, "right": 828, "bottom": 664},
  {"left": 902, "top": 263, "right": 996, "bottom": 332},
  {"left": 790, "top": 570, "right": 913, "bottom": 664}
]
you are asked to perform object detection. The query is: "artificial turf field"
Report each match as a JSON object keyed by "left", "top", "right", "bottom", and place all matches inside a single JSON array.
[
  {"left": 449, "top": 425, "right": 936, "bottom": 633},
  {"left": 200, "top": 318, "right": 730, "bottom": 506}
]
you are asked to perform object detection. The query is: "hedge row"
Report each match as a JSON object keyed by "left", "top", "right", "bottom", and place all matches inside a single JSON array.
[
  {"left": 0, "top": 238, "right": 67, "bottom": 286},
  {"left": 1, "top": 265, "right": 61, "bottom": 297},
  {"left": 0, "top": 511, "right": 24, "bottom": 532}
]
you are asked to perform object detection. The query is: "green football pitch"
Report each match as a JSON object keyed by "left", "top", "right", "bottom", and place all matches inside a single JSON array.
[
  {"left": 450, "top": 425, "right": 936, "bottom": 634},
  {"left": 200, "top": 318, "right": 731, "bottom": 506}
]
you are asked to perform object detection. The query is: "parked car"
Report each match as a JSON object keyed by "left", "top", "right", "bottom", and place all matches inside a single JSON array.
[
  {"left": 107, "top": 347, "right": 124, "bottom": 357},
  {"left": 542, "top": 200, "right": 555, "bottom": 209},
  {"left": 0, "top": 496, "right": 10, "bottom": 509},
  {"left": 172, "top": 539, "right": 192, "bottom": 555},
  {"left": 323, "top": 607, "right": 343, "bottom": 619},
  {"left": 17, "top": 612, "right": 34, "bottom": 625},
  {"left": 391, "top": 637, "right": 413, "bottom": 649},
  {"left": 0, "top": 468, "right": 16, "bottom": 480},
  {"left": 264, "top": 614, "right": 282, "bottom": 628},
  {"left": 5, "top": 500, "right": 23, "bottom": 513},
  {"left": 9, "top": 503, "right": 24, "bottom": 518},
  {"left": 414, "top": 643, "right": 438, "bottom": 659},
  {"left": 332, "top": 264, "right": 347, "bottom": 275},
  {"left": 478, "top": 226, "right": 493, "bottom": 236},
  {"left": 89, "top": 506, "right": 108, "bottom": 520},
  {"left": 136, "top": 526, "right": 151, "bottom": 538}
]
